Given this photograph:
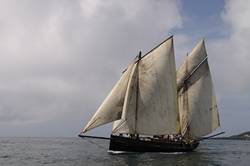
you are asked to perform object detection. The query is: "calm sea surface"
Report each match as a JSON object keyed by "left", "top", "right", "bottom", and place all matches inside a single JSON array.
[{"left": 0, "top": 137, "right": 250, "bottom": 166}]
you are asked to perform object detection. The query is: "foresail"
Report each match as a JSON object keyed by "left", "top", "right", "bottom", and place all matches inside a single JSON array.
[
  {"left": 113, "top": 37, "right": 180, "bottom": 135},
  {"left": 177, "top": 40, "right": 220, "bottom": 139},
  {"left": 81, "top": 64, "right": 134, "bottom": 133},
  {"left": 112, "top": 62, "right": 139, "bottom": 134}
]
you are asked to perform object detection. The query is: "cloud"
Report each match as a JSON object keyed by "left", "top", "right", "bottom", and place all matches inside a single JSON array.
[
  {"left": 0, "top": 0, "right": 182, "bottom": 136},
  {"left": 207, "top": 0, "right": 250, "bottom": 134},
  {"left": 3, "top": 0, "right": 249, "bottom": 137},
  {"left": 209, "top": 0, "right": 250, "bottom": 93}
]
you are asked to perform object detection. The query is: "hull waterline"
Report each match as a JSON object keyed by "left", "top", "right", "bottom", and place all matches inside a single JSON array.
[{"left": 109, "top": 135, "right": 199, "bottom": 152}]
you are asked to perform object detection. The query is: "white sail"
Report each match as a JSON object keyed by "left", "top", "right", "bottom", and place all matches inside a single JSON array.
[
  {"left": 82, "top": 64, "right": 134, "bottom": 133},
  {"left": 177, "top": 40, "right": 220, "bottom": 139},
  {"left": 113, "top": 37, "right": 180, "bottom": 135},
  {"left": 177, "top": 40, "right": 207, "bottom": 91},
  {"left": 112, "top": 62, "right": 139, "bottom": 133}
]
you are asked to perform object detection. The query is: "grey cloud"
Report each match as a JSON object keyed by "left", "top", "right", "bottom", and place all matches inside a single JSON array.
[
  {"left": 0, "top": 0, "right": 182, "bottom": 136},
  {"left": 3, "top": 0, "right": 249, "bottom": 137},
  {"left": 207, "top": 0, "right": 250, "bottom": 135}
]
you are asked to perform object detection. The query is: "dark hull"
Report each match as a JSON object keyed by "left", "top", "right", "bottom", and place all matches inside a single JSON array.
[{"left": 109, "top": 135, "right": 199, "bottom": 152}]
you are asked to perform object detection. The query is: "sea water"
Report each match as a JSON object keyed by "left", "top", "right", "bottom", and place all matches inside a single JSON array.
[{"left": 0, "top": 137, "right": 250, "bottom": 166}]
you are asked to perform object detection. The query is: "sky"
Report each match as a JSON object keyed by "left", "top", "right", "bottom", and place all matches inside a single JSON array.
[{"left": 0, "top": 0, "right": 249, "bottom": 137}]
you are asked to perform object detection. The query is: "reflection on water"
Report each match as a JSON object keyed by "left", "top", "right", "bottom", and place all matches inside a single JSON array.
[
  {"left": 0, "top": 138, "right": 250, "bottom": 166},
  {"left": 112, "top": 151, "right": 206, "bottom": 166}
]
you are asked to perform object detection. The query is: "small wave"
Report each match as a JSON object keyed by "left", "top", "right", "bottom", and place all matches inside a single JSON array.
[
  {"left": 108, "top": 150, "right": 137, "bottom": 154},
  {"left": 159, "top": 152, "right": 186, "bottom": 155},
  {"left": 108, "top": 150, "right": 186, "bottom": 155},
  {"left": 0, "top": 155, "right": 9, "bottom": 159}
]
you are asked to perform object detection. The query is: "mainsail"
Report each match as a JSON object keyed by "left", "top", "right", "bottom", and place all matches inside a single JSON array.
[
  {"left": 113, "top": 37, "right": 180, "bottom": 135},
  {"left": 177, "top": 40, "right": 220, "bottom": 139},
  {"left": 83, "top": 36, "right": 180, "bottom": 135}
]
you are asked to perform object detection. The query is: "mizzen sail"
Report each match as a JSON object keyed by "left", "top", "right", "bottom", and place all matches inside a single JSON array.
[{"left": 177, "top": 40, "right": 220, "bottom": 139}]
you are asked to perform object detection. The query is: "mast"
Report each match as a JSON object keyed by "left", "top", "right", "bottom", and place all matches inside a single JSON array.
[
  {"left": 135, "top": 51, "right": 141, "bottom": 136},
  {"left": 183, "top": 53, "right": 190, "bottom": 138}
]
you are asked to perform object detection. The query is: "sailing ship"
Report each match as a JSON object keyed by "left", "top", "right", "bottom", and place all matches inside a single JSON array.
[{"left": 79, "top": 36, "right": 220, "bottom": 152}]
